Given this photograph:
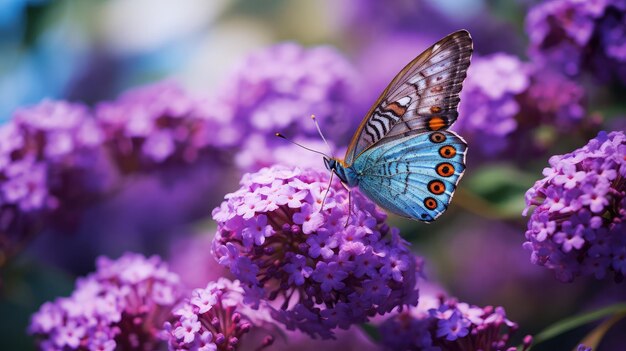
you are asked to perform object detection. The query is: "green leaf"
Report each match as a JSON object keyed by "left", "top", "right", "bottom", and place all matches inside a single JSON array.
[
  {"left": 0, "top": 256, "right": 74, "bottom": 351},
  {"left": 460, "top": 164, "right": 536, "bottom": 219},
  {"left": 359, "top": 323, "right": 381, "bottom": 343},
  {"left": 532, "top": 303, "right": 626, "bottom": 346},
  {"left": 575, "top": 310, "right": 626, "bottom": 350},
  {"left": 466, "top": 164, "right": 536, "bottom": 195}
]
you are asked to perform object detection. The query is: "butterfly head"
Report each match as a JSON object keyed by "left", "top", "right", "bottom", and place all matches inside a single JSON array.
[
  {"left": 323, "top": 157, "right": 337, "bottom": 172},
  {"left": 324, "top": 157, "right": 358, "bottom": 187}
]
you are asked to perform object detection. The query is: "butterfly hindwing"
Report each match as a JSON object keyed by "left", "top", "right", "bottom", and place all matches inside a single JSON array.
[
  {"left": 345, "top": 30, "right": 472, "bottom": 165},
  {"left": 352, "top": 130, "right": 467, "bottom": 222}
]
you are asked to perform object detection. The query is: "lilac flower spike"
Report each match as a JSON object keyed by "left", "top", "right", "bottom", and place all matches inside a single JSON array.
[
  {"left": 96, "top": 81, "right": 237, "bottom": 172},
  {"left": 222, "top": 43, "right": 358, "bottom": 140},
  {"left": 524, "top": 131, "right": 626, "bottom": 282},
  {"left": 1, "top": 100, "right": 108, "bottom": 262},
  {"left": 218, "top": 43, "right": 360, "bottom": 172},
  {"left": 211, "top": 166, "right": 421, "bottom": 338},
  {"left": 29, "top": 253, "right": 184, "bottom": 350},
  {"left": 1, "top": 100, "right": 105, "bottom": 212},
  {"left": 521, "top": 69, "right": 586, "bottom": 130},
  {"left": 165, "top": 278, "right": 274, "bottom": 351},
  {"left": 526, "top": 0, "right": 626, "bottom": 83},
  {"left": 455, "top": 53, "right": 587, "bottom": 157},
  {"left": 455, "top": 53, "right": 530, "bottom": 156},
  {"left": 379, "top": 293, "right": 530, "bottom": 351}
]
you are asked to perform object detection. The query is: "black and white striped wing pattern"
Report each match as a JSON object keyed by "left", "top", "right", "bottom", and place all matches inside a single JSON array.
[{"left": 344, "top": 30, "right": 473, "bottom": 165}]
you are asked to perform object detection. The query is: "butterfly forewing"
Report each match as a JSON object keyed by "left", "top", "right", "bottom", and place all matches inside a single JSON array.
[{"left": 345, "top": 30, "right": 473, "bottom": 165}]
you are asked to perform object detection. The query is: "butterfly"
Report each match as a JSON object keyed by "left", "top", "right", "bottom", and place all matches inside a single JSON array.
[{"left": 323, "top": 30, "right": 473, "bottom": 222}]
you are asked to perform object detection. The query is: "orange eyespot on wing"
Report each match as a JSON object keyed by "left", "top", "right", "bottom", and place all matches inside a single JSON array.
[
  {"left": 424, "top": 197, "right": 438, "bottom": 210},
  {"left": 428, "top": 180, "right": 446, "bottom": 195},
  {"left": 436, "top": 162, "right": 455, "bottom": 177},
  {"left": 429, "top": 132, "right": 447, "bottom": 143},
  {"left": 439, "top": 145, "right": 457, "bottom": 158},
  {"left": 352, "top": 129, "right": 468, "bottom": 223},
  {"left": 427, "top": 117, "right": 448, "bottom": 131}
]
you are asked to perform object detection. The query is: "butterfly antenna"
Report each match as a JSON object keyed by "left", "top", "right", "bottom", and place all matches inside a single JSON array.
[
  {"left": 310, "top": 115, "right": 333, "bottom": 157},
  {"left": 275, "top": 133, "right": 330, "bottom": 158}
]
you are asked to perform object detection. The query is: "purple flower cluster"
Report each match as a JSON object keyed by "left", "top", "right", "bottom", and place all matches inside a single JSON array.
[
  {"left": 338, "top": 0, "right": 446, "bottom": 36},
  {"left": 215, "top": 43, "right": 359, "bottom": 172},
  {"left": 526, "top": 0, "right": 626, "bottom": 83},
  {"left": 0, "top": 100, "right": 107, "bottom": 260},
  {"left": 165, "top": 278, "right": 274, "bottom": 351},
  {"left": 523, "top": 131, "right": 626, "bottom": 282},
  {"left": 235, "top": 136, "right": 338, "bottom": 173},
  {"left": 455, "top": 53, "right": 589, "bottom": 158},
  {"left": 10, "top": 100, "right": 103, "bottom": 166},
  {"left": 520, "top": 69, "right": 586, "bottom": 130},
  {"left": 0, "top": 82, "right": 244, "bottom": 266},
  {"left": 378, "top": 292, "right": 531, "bottom": 351},
  {"left": 508, "top": 68, "right": 589, "bottom": 158},
  {"left": 211, "top": 166, "right": 420, "bottom": 338},
  {"left": 2, "top": 100, "right": 105, "bottom": 211},
  {"left": 96, "top": 81, "right": 238, "bottom": 172},
  {"left": 455, "top": 53, "right": 530, "bottom": 156},
  {"left": 29, "top": 252, "right": 184, "bottom": 350}
]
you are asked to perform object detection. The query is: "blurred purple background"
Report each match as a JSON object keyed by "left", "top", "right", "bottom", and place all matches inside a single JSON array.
[{"left": 1, "top": 0, "right": 625, "bottom": 350}]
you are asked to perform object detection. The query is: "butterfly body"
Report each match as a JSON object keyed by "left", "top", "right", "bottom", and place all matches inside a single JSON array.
[
  {"left": 325, "top": 30, "right": 473, "bottom": 222},
  {"left": 323, "top": 158, "right": 358, "bottom": 186}
]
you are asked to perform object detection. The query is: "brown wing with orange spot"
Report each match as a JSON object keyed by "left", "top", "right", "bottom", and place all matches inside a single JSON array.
[{"left": 344, "top": 30, "right": 473, "bottom": 165}]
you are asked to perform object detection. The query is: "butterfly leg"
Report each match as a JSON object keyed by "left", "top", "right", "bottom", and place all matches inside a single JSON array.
[
  {"left": 319, "top": 171, "right": 335, "bottom": 212},
  {"left": 344, "top": 184, "right": 352, "bottom": 228}
]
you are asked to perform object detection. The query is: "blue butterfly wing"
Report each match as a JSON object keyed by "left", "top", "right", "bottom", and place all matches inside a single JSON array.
[{"left": 353, "top": 130, "right": 466, "bottom": 222}]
